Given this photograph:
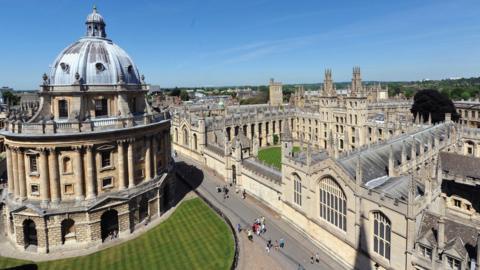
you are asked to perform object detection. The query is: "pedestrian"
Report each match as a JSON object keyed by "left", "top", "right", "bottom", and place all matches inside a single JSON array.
[
  {"left": 242, "top": 190, "right": 246, "bottom": 199},
  {"left": 274, "top": 240, "right": 279, "bottom": 251},
  {"left": 237, "top": 223, "right": 241, "bottom": 233},
  {"left": 315, "top": 252, "right": 320, "bottom": 264},
  {"left": 261, "top": 223, "right": 266, "bottom": 234},
  {"left": 265, "top": 244, "right": 270, "bottom": 253},
  {"left": 247, "top": 229, "right": 253, "bottom": 241},
  {"left": 279, "top": 238, "right": 285, "bottom": 248},
  {"left": 261, "top": 216, "right": 265, "bottom": 225},
  {"left": 310, "top": 255, "right": 314, "bottom": 264}
]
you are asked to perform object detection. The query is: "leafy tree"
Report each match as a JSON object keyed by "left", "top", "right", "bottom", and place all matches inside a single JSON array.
[
  {"left": 170, "top": 87, "right": 181, "bottom": 97},
  {"left": 2, "top": 91, "right": 20, "bottom": 105},
  {"left": 410, "top": 89, "right": 460, "bottom": 124},
  {"left": 180, "top": 90, "right": 189, "bottom": 101}
]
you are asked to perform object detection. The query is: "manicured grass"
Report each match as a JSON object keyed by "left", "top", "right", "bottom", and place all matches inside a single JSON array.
[
  {"left": 0, "top": 198, "right": 235, "bottom": 270},
  {"left": 258, "top": 146, "right": 301, "bottom": 169}
]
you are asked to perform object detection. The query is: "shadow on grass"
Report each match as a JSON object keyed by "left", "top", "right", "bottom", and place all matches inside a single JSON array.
[{"left": 6, "top": 264, "right": 38, "bottom": 270}]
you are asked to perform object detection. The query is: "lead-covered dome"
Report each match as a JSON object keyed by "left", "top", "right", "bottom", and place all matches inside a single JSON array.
[{"left": 48, "top": 7, "right": 141, "bottom": 86}]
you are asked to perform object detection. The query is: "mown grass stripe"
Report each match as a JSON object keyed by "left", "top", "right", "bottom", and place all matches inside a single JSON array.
[{"left": 0, "top": 198, "right": 234, "bottom": 270}]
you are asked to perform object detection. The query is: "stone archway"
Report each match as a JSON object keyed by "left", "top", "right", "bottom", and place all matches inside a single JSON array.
[
  {"left": 23, "top": 219, "right": 37, "bottom": 247},
  {"left": 61, "top": 218, "right": 76, "bottom": 244},
  {"left": 101, "top": 209, "right": 119, "bottom": 241}
]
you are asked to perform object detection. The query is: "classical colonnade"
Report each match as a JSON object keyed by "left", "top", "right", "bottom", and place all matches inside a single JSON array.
[{"left": 4, "top": 134, "right": 166, "bottom": 203}]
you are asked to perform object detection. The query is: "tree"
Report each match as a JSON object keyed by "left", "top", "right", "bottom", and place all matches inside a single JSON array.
[
  {"left": 180, "top": 90, "right": 189, "bottom": 101},
  {"left": 169, "top": 87, "right": 181, "bottom": 97},
  {"left": 410, "top": 89, "right": 460, "bottom": 124},
  {"left": 2, "top": 91, "right": 20, "bottom": 105}
]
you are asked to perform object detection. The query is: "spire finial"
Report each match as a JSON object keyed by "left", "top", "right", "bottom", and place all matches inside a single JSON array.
[{"left": 93, "top": 4, "right": 97, "bottom": 12}]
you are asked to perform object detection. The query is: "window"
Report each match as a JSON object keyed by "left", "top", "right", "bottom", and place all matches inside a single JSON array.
[
  {"left": 58, "top": 100, "right": 68, "bottom": 118},
  {"left": 31, "top": 185, "right": 39, "bottom": 196},
  {"left": 64, "top": 184, "right": 74, "bottom": 194},
  {"left": 373, "top": 212, "right": 391, "bottom": 260},
  {"left": 102, "top": 177, "right": 113, "bottom": 189},
  {"left": 101, "top": 151, "right": 111, "bottom": 168},
  {"left": 293, "top": 174, "right": 302, "bottom": 206},
  {"left": 319, "top": 177, "right": 346, "bottom": 231},
  {"left": 95, "top": 99, "right": 108, "bottom": 117},
  {"left": 29, "top": 155, "right": 38, "bottom": 173},
  {"left": 95, "top": 62, "right": 105, "bottom": 72},
  {"left": 446, "top": 256, "right": 461, "bottom": 270},
  {"left": 454, "top": 199, "right": 461, "bottom": 208},
  {"left": 62, "top": 157, "right": 72, "bottom": 174},
  {"left": 419, "top": 245, "right": 432, "bottom": 260}
]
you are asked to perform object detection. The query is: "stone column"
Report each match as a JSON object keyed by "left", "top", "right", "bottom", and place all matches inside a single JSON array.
[
  {"left": 17, "top": 148, "right": 27, "bottom": 200},
  {"left": 48, "top": 148, "right": 60, "bottom": 203},
  {"left": 117, "top": 141, "right": 126, "bottom": 190},
  {"left": 39, "top": 148, "right": 50, "bottom": 204},
  {"left": 85, "top": 146, "right": 96, "bottom": 199},
  {"left": 74, "top": 147, "right": 85, "bottom": 200},
  {"left": 6, "top": 146, "right": 14, "bottom": 194},
  {"left": 128, "top": 140, "right": 135, "bottom": 188},
  {"left": 152, "top": 137, "right": 158, "bottom": 177},
  {"left": 145, "top": 137, "right": 152, "bottom": 181},
  {"left": 11, "top": 148, "right": 19, "bottom": 198}
]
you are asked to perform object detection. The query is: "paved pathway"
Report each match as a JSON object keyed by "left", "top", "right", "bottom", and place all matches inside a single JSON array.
[{"left": 175, "top": 155, "right": 350, "bottom": 270}]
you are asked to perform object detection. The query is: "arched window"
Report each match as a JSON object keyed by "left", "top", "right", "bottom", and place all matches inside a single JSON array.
[
  {"left": 293, "top": 174, "right": 302, "bottom": 206},
  {"left": 319, "top": 177, "right": 346, "bottom": 231},
  {"left": 62, "top": 157, "right": 72, "bottom": 174},
  {"left": 373, "top": 212, "right": 391, "bottom": 260},
  {"left": 193, "top": 133, "right": 198, "bottom": 150},
  {"left": 183, "top": 128, "right": 188, "bottom": 146}
]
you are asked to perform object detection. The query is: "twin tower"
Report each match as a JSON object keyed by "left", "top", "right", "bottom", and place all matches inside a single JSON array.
[{"left": 268, "top": 67, "right": 364, "bottom": 106}]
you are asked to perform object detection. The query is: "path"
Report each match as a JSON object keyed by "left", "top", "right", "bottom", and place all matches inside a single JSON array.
[{"left": 175, "top": 154, "right": 350, "bottom": 270}]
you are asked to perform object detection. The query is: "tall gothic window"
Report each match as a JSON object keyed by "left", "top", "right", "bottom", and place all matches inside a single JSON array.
[
  {"left": 373, "top": 212, "right": 391, "bottom": 260},
  {"left": 319, "top": 177, "right": 346, "bottom": 231},
  {"left": 293, "top": 174, "right": 302, "bottom": 206}
]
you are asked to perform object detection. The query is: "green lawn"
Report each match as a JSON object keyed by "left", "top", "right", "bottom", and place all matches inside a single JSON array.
[
  {"left": 0, "top": 198, "right": 235, "bottom": 270},
  {"left": 258, "top": 146, "right": 300, "bottom": 169}
]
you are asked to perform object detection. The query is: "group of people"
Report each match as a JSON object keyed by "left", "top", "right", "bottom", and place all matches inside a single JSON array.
[
  {"left": 216, "top": 185, "right": 230, "bottom": 200},
  {"left": 252, "top": 216, "right": 267, "bottom": 235},
  {"left": 265, "top": 237, "right": 286, "bottom": 253}
]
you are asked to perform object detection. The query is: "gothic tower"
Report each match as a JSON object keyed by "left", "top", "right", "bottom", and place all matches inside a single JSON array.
[
  {"left": 269, "top": 78, "right": 283, "bottom": 106},
  {"left": 350, "top": 66, "right": 363, "bottom": 97},
  {"left": 322, "top": 69, "right": 336, "bottom": 96}
]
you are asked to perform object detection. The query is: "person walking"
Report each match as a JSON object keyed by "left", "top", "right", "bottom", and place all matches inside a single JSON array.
[
  {"left": 237, "top": 223, "right": 241, "bottom": 233},
  {"left": 247, "top": 229, "right": 253, "bottom": 241},
  {"left": 279, "top": 238, "right": 285, "bottom": 248},
  {"left": 274, "top": 240, "right": 279, "bottom": 251},
  {"left": 315, "top": 252, "right": 320, "bottom": 264}
]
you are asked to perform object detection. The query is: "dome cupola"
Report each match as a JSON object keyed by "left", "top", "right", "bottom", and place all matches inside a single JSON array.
[
  {"left": 47, "top": 6, "right": 142, "bottom": 86},
  {"left": 86, "top": 5, "right": 106, "bottom": 38}
]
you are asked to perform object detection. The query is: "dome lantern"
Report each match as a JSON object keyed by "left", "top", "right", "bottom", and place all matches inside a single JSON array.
[{"left": 86, "top": 5, "right": 106, "bottom": 38}]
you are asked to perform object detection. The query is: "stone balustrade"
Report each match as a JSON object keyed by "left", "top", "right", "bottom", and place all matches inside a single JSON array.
[{"left": 4, "top": 112, "right": 171, "bottom": 135}]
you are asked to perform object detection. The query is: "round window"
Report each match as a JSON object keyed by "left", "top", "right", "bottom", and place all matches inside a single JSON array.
[
  {"left": 96, "top": 62, "right": 105, "bottom": 72},
  {"left": 60, "top": 62, "right": 70, "bottom": 73}
]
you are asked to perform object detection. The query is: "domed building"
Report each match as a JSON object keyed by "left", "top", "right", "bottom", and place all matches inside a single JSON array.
[{"left": 0, "top": 7, "right": 173, "bottom": 253}]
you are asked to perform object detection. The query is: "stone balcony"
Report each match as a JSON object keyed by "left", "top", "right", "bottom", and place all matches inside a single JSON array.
[{"left": 3, "top": 112, "right": 171, "bottom": 135}]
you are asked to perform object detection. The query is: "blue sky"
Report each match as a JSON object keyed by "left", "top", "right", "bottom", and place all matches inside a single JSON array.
[{"left": 1, "top": 0, "right": 479, "bottom": 89}]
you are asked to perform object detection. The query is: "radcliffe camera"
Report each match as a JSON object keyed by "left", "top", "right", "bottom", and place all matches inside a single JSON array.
[{"left": 0, "top": 1, "right": 478, "bottom": 270}]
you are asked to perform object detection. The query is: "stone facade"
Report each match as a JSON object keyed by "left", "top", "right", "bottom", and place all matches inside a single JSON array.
[
  {"left": 0, "top": 8, "right": 175, "bottom": 254},
  {"left": 172, "top": 67, "right": 480, "bottom": 269}
]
